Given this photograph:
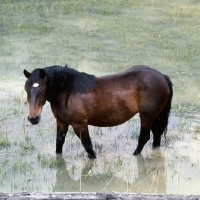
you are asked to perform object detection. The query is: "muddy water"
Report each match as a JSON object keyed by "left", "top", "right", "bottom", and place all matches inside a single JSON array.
[{"left": 1, "top": 0, "right": 200, "bottom": 195}]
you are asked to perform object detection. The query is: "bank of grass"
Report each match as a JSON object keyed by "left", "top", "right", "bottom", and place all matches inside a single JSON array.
[{"left": 1, "top": 0, "right": 200, "bottom": 112}]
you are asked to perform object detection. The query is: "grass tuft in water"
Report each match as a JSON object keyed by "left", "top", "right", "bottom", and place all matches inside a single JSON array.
[{"left": 0, "top": 130, "right": 10, "bottom": 148}]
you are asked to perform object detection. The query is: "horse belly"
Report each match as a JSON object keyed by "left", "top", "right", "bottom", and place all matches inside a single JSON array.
[
  {"left": 88, "top": 96, "right": 139, "bottom": 127},
  {"left": 89, "top": 113, "right": 137, "bottom": 127}
]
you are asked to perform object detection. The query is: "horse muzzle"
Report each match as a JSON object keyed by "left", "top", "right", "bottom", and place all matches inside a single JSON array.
[{"left": 28, "top": 114, "right": 41, "bottom": 125}]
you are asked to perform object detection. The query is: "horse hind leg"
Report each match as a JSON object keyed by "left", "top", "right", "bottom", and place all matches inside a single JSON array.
[
  {"left": 152, "top": 74, "right": 173, "bottom": 148},
  {"left": 151, "top": 118, "right": 163, "bottom": 148},
  {"left": 133, "top": 112, "right": 155, "bottom": 155},
  {"left": 151, "top": 104, "right": 170, "bottom": 148}
]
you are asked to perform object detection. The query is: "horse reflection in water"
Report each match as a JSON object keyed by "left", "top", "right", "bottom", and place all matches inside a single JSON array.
[
  {"left": 53, "top": 151, "right": 166, "bottom": 193},
  {"left": 23, "top": 65, "right": 173, "bottom": 157},
  {"left": 132, "top": 150, "right": 166, "bottom": 193},
  {"left": 53, "top": 156, "right": 129, "bottom": 192}
]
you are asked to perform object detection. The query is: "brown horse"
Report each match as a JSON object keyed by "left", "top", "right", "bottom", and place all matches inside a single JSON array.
[{"left": 23, "top": 65, "right": 173, "bottom": 158}]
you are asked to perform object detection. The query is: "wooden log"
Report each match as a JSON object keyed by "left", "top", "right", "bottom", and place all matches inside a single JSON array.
[{"left": 0, "top": 192, "right": 200, "bottom": 200}]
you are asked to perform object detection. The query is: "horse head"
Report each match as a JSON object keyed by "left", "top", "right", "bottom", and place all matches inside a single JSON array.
[{"left": 23, "top": 68, "right": 48, "bottom": 125}]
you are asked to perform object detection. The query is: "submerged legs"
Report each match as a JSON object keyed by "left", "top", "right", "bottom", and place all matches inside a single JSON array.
[
  {"left": 55, "top": 119, "right": 96, "bottom": 158},
  {"left": 133, "top": 126, "right": 151, "bottom": 155},
  {"left": 133, "top": 112, "right": 154, "bottom": 155},
  {"left": 152, "top": 128, "right": 162, "bottom": 148},
  {"left": 56, "top": 120, "right": 68, "bottom": 154},
  {"left": 72, "top": 124, "right": 96, "bottom": 159}
]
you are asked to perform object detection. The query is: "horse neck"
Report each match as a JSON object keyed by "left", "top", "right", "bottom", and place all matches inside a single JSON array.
[{"left": 46, "top": 86, "right": 70, "bottom": 106}]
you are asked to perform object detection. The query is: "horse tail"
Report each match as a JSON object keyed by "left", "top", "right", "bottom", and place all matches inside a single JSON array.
[{"left": 151, "top": 75, "right": 173, "bottom": 138}]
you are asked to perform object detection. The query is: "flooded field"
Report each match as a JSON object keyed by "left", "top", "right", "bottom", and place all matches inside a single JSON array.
[{"left": 0, "top": 0, "right": 200, "bottom": 195}]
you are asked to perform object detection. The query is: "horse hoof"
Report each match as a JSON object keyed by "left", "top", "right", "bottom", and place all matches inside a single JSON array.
[
  {"left": 56, "top": 151, "right": 62, "bottom": 154},
  {"left": 88, "top": 153, "right": 96, "bottom": 159},
  {"left": 152, "top": 145, "right": 160, "bottom": 149},
  {"left": 152, "top": 141, "right": 161, "bottom": 149},
  {"left": 133, "top": 150, "right": 140, "bottom": 156}
]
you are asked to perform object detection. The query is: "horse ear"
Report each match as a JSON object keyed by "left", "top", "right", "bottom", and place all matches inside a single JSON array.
[
  {"left": 40, "top": 69, "right": 49, "bottom": 84},
  {"left": 23, "top": 69, "right": 31, "bottom": 78},
  {"left": 39, "top": 69, "right": 46, "bottom": 79}
]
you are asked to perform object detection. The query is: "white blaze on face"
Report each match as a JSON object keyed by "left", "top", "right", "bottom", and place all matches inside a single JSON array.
[{"left": 33, "top": 83, "right": 39, "bottom": 88}]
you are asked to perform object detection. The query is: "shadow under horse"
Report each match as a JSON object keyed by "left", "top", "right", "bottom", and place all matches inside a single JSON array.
[
  {"left": 132, "top": 149, "right": 166, "bottom": 193},
  {"left": 53, "top": 155, "right": 132, "bottom": 192},
  {"left": 23, "top": 65, "right": 173, "bottom": 158}
]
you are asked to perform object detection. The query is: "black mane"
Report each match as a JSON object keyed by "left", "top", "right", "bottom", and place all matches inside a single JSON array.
[{"left": 44, "top": 65, "right": 97, "bottom": 94}]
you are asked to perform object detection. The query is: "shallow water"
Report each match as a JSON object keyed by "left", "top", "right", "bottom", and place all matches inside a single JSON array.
[
  {"left": 1, "top": 104, "right": 200, "bottom": 194},
  {"left": 1, "top": 0, "right": 200, "bottom": 195}
]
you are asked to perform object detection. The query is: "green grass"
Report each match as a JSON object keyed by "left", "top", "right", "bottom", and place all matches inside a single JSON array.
[
  {"left": 37, "top": 153, "right": 58, "bottom": 169},
  {"left": 0, "top": 130, "right": 10, "bottom": 148},
  {"left": 1, "top": 0, "right": 200, "bottom": 111}
]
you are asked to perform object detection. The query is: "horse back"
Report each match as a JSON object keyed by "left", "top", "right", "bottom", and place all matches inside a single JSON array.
[
  {"left": 95, "top": 65, "right": 170, "bottom": 113},
  {"left": 122, "top": 65, "right": 161, "bottom": 74}
]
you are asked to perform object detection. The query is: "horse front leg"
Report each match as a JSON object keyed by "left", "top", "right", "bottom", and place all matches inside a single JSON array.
[
  {"left": 56, "top": 120, "right": 69, "bottom": 154},
  {"left": 72, "top": 124, "right": 96, "bottom": 159}
]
